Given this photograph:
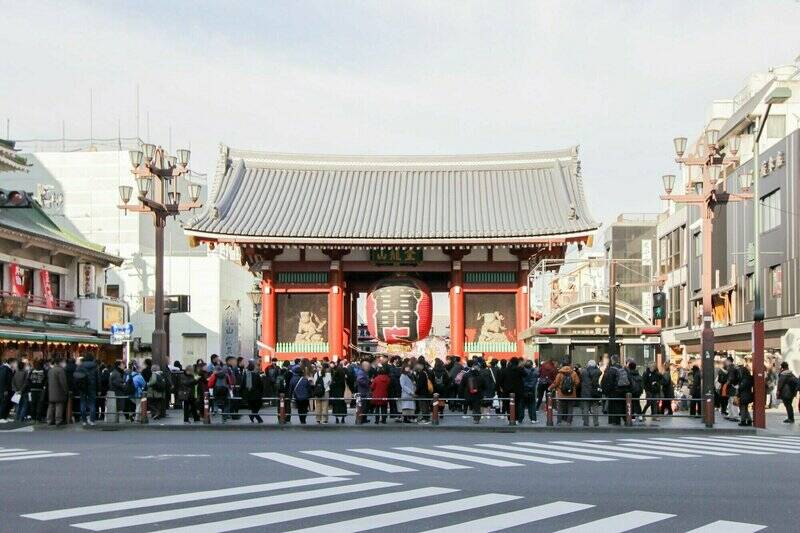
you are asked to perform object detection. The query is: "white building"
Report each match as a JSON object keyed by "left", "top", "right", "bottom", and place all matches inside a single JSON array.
[{"left": 6, "top": 139, "right": 258, "bottom": 367}]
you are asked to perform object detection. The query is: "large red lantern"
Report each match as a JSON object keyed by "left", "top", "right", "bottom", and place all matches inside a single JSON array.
[{"left": 366, "top": 276, "right": 432, "bottom": 344}]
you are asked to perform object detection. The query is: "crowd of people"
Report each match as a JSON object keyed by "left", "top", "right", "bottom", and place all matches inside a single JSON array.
[{"left": 0, "top": 351, "right": 798, "bottom": 427}]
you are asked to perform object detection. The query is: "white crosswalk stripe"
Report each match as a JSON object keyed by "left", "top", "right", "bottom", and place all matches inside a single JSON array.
[
  {"left": 73, "top": 481, "right": 399, "bottom": 531},
  {"left": 302, "top": 450, "right": 417, "bottom": 473},
  {"left": 284, "top": 492, "right": 520, "bottom": 533},
  {"left": 731, "top": 435, "right": 800, "bottom": 445},
  {"left": 439, "top": 444, "right": 573, "bottom": 464},
  {"left": 521, "top": 441, "right": 659, "bottom": 460},
  {"left": 348, "top": 448, "right": 472, "bottom": 469},
  {"left": 716, "top": 435, "right": 800, "bottom": 448},
  {"left": 610, "top": 443, "right": 702, "bottom": 458},
  {"left": 686, "top": 519, "right": 767, "bottom": 532},
  {"left": 19, "top": 478, "right": 775, "bottom": 533},
  {"left": 552, "top": 510, "right": 675, "bottom": 532},
  {"left": 508, "top": 442, "right": 618, "bottom": 461},
  {"left": 700, "top": 436, "right": 800, "bottom": 453},
  {"left": 250, "top": 452, "right": 358, "bottom": 476},
  {"left": 616, "top": 438, "right": 738, "bottom": 456},
  {"left": 393, "top": 446, "right": 524, "bottom": 467},
  {"left": 665, "top": 437, "right": 777, "bottom": 454},
  {"left": 420, "top": 501, "right": 595, "bottom": 533},
  {"left": 645, "top": 437, "right": 775, "bottom": 455},
  {"left": 0, "top": 450, "right": 77, "bottom": 462},
  {"left": 549, "top": 440, "right": 685, "bottom": 459}
]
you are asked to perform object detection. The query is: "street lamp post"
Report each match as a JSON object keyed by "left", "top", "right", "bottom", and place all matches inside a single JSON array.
[
  {"left": 119, "top": 144, "right": 202, "bottom": 369},
  {"left": 247, "top": 285, "right": 262, "bottom": 360},
  {"left": 751, "top": 86, "right": 792, "bottom": 429},
  {"left": 660, "top": 131, "right": 751, "bottom": 420}
]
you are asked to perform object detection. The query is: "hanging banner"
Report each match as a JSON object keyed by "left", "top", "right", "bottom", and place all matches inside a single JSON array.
[
  {"left": 9, "top": 264, "right": 26, "bottom": 296},
  {"left": 40, "top": 270, "right": 55, "bottom": 308}
]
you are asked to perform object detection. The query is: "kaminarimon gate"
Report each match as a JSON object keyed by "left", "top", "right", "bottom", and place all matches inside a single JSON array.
[{"left": 185, "top": 145, "right": 598, "bottom": 362}]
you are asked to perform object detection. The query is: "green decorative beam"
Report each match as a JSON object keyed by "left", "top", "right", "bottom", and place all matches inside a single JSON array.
[{"left": 464, "top": 272, "right": 516, "bottom": 284}]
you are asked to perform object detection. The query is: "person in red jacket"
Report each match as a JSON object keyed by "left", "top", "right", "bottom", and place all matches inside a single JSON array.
[{"left": 370, "top": 366, "right": 391, "bottom": 424}]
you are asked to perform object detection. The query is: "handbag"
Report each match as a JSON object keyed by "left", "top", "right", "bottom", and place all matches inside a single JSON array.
[{"left": 11, "top": 392, "right": 21, "bottom": 404}]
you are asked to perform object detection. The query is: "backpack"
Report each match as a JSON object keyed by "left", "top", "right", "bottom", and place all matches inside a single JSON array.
[
  {"left": 630, "top": 373, "right": 643, "bottom": 397},
  {"left": 466, "top": 374, "right": 479, "bottom": 395},
  {"left": 123, "top": 374, "right": 136, "bottom": 397},
  {"left": 589, "top": 370, "right": 603, "bottom": 399},
  {"left": 313, "top": 376, "right": 326, "bottom": 398},
  {"left": 560, "top": 373, "right": 574, "bottom": 395},
  {"left": 426, "top": 375, "right": 434, "bottom": 394},
  {"left": 213, "top": 368, "right": 230, "bottom": 396},
  {"left": 434, "top": 372, "right": 445, "bottom": 389},
  {"left": 152, "top": 372, "right": 166, "bottom": 392},
  {"left": 615, "top": 367, "right": 630, "bottom": 388},
  {"left": 73, "top": 369, "right": 88, "bottom": 393}
]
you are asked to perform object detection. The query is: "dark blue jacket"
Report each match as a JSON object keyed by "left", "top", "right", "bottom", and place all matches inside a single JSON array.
[
  {"left": 290, "top": 373, "right": 311, "bottom": 401},
  {"left": 523, "top": 366, "right": 539, "bottom": 394}
]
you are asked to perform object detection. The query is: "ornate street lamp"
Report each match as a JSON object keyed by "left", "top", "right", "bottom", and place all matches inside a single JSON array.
[
  {"left": 117, "top": 142, "right": 203, "bottom": 368},
  {"left": 661, "top": 174, "right": 676, "bottom": 195},
  {"left": 247, "top": 284, "right": 262, "bottom": 359}
]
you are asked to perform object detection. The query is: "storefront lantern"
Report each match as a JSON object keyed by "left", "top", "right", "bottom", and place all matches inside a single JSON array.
[{"left": 366, "top": 276, "right": 432, "bottom": 344}]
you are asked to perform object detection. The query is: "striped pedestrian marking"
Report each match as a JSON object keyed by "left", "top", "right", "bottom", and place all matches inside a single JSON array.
[
  {"left": 610, "top": 444, "right": 702, "bottom": 458},
  {"left": 23, "top": 476, "right": 345, "bottom": 521},
  {"left": 507, "top": 442, "right": 618, "bottom": 462},
  {"left": 552, "top": 510, "right": 675, "bottom": 532},
  {"left": 720, "top": 435, "right": 800, "bottom": 447},
  {"left": 393, "top": 446, "right": 524, "bottom": 467},
  {"left": 0, "top": 452, "right": 77, "bottom": 462},
  {"left": 284, "top": 493, "right": 520, "bottom": 533},
  {"left": 421, "top": 501, "right": 595, "bottom": 533},
  {"left": 551, "top": 440, "right": 700, "bottom": 458},
  {"left": 349, "top": 448, "right": 472, "bottom": 470},
  {"left": 686, "top": 519, "right": 767, "bottom": 532},
  {"left": 0, "top": 449, "right": 28, "bottom": 454},
  {"left": 150, "top": 486, "right": 458, "bottom": 533},
  {"left": 702, "top": 436, "right": 800, "bottom": 453},
  {"left": 440, "top": 444, "right": 572, "bottom": 464},
  {"left": 250, "top": 452, "right": 358, "bottom": 476},
  {"left": 617, "top": 439, "right": 738, "bottom": 456},
  {"left": 302, "top": 450, "right": 417, "bottom": 473},
  {"left": 535, "top": 441, "right": 660, "bottom": 460},
  {"left": 667, "top": 437, "right": 777, "bottom": 455},
  {"left": 73, "top": 481, "right": 399, "bottom": 531},
  {"left": 646, "top": 438, "right": 774, "bottom": 455}
]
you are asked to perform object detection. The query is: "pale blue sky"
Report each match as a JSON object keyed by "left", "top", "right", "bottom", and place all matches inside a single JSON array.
[{"left": 2, "top": 1, "right": 800, "bottom": 227}]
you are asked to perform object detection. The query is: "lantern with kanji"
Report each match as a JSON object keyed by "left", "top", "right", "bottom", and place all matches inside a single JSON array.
[{"left": 366, "top": 276, "right": 432, "bottom": 344}]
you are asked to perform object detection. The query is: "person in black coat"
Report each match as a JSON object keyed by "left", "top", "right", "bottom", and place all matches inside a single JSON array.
[
  {"left": 737, "top": 365, "right": 754, "bottom": 426},
  {"left": 330, "top": 364, "right": 347, "bottom": 423},
  {"left": 502, "top": 357, "right": 525, "bottom": 423},
  {"left": 660, "top": 363, "right": 675, "bottom": 415},
  {"left": 689, "top": 365, "right": 702, "bottom": 416},
  {"left": 459, "top": 364, "right": 484, "bottom": 424},
  {"left": 240, "top": 362, "right": 264, "bottom": 424},
  {"left": 641, "top": 362, "right": 661, "bottom": 419}
]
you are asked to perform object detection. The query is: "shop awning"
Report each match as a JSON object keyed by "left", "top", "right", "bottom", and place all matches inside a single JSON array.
[{"left": 0, "top": 330, "right": 109, "bottom": 345}]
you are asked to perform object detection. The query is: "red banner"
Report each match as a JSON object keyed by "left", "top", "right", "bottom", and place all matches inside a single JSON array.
[
  {"left": 40, "top": 270, "right": 55, "bottom": 308},
  {"left": 9, "top": 264, "right": 26, "bottom": 297}
]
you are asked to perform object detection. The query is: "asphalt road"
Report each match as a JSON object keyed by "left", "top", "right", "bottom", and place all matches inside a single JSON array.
[{"left": 0, "top": 428, "right": 798, "bottom": 532}]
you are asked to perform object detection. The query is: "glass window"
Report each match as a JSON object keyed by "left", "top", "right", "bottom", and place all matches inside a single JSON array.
[
  {"left": 766, "top": 115, "right": 786, "bottom": 139},
  {"left": 693, "top": 232, "right": 702, "bottom": 257},
  {"left": 760, "top": 190, "right": 781, "bottom": 232},
  {"left": 49, "top": 273, "right": 60, "bottom": 300},
  {"left": 667, "top": 285, "right": 684, "bottom": 328},
  {"left": 771, "top": 265, "right": 782, "bottom": 298},
  {"left": 106, "top": 284, "right": 120, "bottom": 299}
]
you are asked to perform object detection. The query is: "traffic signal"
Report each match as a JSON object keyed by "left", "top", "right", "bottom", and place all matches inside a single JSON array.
[{"left": 652, "top": 292, "right": 666, "bottom": 322}]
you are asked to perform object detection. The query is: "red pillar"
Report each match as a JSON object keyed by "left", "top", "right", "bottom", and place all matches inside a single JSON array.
[
  {"left": 350, "top": 292, "right": 359, "bottom": 358},
  {"left": 261, "top": 269, "right": 277, "bottom": 362},
  {"left": 328, "top": 263, "right": 344, "bottom": 361},
  {"left": 343, "top": 290, "right": 352, "bottom": 359},
  {"left": 449, "top": 262, "right": 465, "bottom": 357},
  {"left": 516, "top": 260, "right": 530, "bottom": 356}
]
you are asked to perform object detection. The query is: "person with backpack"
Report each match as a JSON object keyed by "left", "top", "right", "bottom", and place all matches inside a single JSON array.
[
  {"left": 502, "top": 357, "right": 526, "bottom": 424},
  {"left": 179, "top": 365, "right": 202, "bottom": 423},
  {"left": 26, "top": 360, "right": 46, "bottom": 423},
  {"left": 74, "top": 354, "right": 100, "bottom": 426},
  {"left": 106, "top": 360, "right": 126, "bottom": 423},
  {"left": 602, "top": 355, "right": 628, "bottom": 425},
  {"left": 289, "top": 366, "right": 311, "bottom": 424},
  {"left": 240, "top": 361, "right": 263, "bottom": 424},
  {"left": 579, "top": 359, "right": 601, "bottom": 427},
  {"left": 627, "top": 361, "right": 644, "bottom": 423},
  {"left": 522, "top": 359, "right": 539, "bottom": 424},
  {"left": 312, "top": 363, "right": 332, "bottom": 424},
  {"left": 549, "top": 359, "right": 580, "bottom": 425},
  {"left": 459, "top": 363, "right": 484, "bottom": 424},
  {"left": 208, "top": 363, "right": 234, "bottom": 422},
  {"left": 777, "top": 361, "right": 798, "bottom": 423},
  {"left": 124, "top": 363, "right": 146, "bottom": 422},
  {"left": 146, "top": 364, "right": 167, "bottom": 421}
]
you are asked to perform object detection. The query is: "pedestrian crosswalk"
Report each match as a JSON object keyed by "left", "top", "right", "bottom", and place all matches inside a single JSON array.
[
  {"left": 0, "top": 446, "right": 77, "bottom": 462},
  {"left": 20, "top": 476, "right": 768, "bottom": 532},
  {"left": 249, "top": 435, "right": 797, "bottom": 477}
]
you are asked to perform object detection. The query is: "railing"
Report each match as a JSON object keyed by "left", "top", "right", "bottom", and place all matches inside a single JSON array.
[
  {"left": 1, "top": 290, "right": 74, "bottom": 312},
  {"left": 275, "top": 342, "right": 329, "bottom": 353},
  {"left": 463, "top": 341, "right": 517, "bottom": 353}
]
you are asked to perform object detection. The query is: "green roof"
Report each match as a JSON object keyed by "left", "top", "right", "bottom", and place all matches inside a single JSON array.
[{"left": 0, "top": 202, "right": 121, "bottom": 264}]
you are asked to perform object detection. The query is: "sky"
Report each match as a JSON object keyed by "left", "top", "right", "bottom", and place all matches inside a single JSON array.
[{"left": 2, "top": 0, "right": 800, "bottom": 230}]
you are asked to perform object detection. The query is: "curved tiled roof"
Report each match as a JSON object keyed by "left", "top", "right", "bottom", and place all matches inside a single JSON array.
[{"left": 185, "top": 145, "right": 598, "bottom": 245}]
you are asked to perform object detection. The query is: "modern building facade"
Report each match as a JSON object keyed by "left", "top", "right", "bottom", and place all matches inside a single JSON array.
[
  {"left": 6, "top": 139, "right": 258, "bottom": 366},
  {"left": 185, "top": 145, "right": 598, "bottom": 363}
]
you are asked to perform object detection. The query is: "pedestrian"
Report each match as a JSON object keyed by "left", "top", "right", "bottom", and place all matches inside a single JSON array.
[
  {"left": 74, "top": 354, "right": 100, "bottom": 426},
  {"left": 12, "top": 360, "right": 30, "bottom": 422},
  {"left": 628, "top": 361, "right": 644, "bottom": 423},
  {"left": 737, "top": 364, "right": 754, "bottom": 426},
  {"left": 0, "top": 358, "right": 17, "bottom": 422},
  {"left": 208, "top": 362, "right": 234, "bottom": 422},
  {"left": 46, "top": 359, "right": 69, "bottom": 426},
  {"left": 460, "top": 363, "right": 484, "bottom": 424},
  {"left": 289, "top": 366, "right": 311, "bottom": 424},
  {"left": 27, "top": 360, "right": 46, "bottom": 423},
  {"left": 777, "top": 362, "right": 798, "bottom": 423},
  {"left": 125, "top": 363, "right": 147, "bottom": 422},
  {"left": 522, "top": 359, "right": 539, "bottom": 424},
  {"left": 107, "top": 360, "right": 126, "bottom": 423},
  {"left": 579, "top": 359, "right": 601, "bottom": 427},
  {"left": 312, "top": 363, "right": 331, "bottom": 424},
  {"left": 415, "top": 357, "right": 433, "bottom": 424},
  {"left": 642, "top": 361, "right": 661, "bottom": 420},
  {"left": 330, "top": 362, "right": 347, "bottom": 423},
  {"left": 536, "top": 358, "right": 556, "bottom": 410},
  {"left": 602, "top": 355, "right": 629, "bottom": 425},
  {"left": 179, "top": 365, "right": 201, "bottom": 423},
  {"left": 479, "top": 359, "right": 498, "bottom": 420},
  {"left": 355, "top": 360, "right": 372, "bottom": 424},
  {"left": 146, "top": 364, "right": 167, "bottom": 421},
  {"left": 661, "top": 363, "right": 675, "bottom": 415},
  {"left": 370, "top": 366, "right": 391, "bottom": 424},
  {"left": 549, "top": 359, "right": 579, "bottom": 425},
  {"left": 399, "top": 365, "right": 417, "bottom": 423},
  {"left": 689, "top": 365, "right": 702, "bottom": 417},
  {"left": 716, "top": 359, "right": 730, "bottom": 416}
]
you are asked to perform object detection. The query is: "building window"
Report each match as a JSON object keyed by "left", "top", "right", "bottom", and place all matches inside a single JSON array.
[
  {"left": 106, "top": 284, "right": 120, "bottom": 299},
  {"left": 659, "top": 226, "right": 685, "bottom": 275},
  {"left": 667, "top": 285, "right": 684, "bottom": 328},
  {"left": 766, "top": 114, "right": 786, "bottom": 139},
  {"left": 49, "top": 273, "right": 60, "bottom": 300},
  {"left": 771, "top": 265, "right": 782, "bottom": 298},
  {"left": 760, "top": 190, "right": 781, "bottom": 232},
  {"left": 693, "top": 232, "right": 702, "bottom": 257},
  {"left": 745, "top": 273, "right": 754, "bottom": 302}
]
